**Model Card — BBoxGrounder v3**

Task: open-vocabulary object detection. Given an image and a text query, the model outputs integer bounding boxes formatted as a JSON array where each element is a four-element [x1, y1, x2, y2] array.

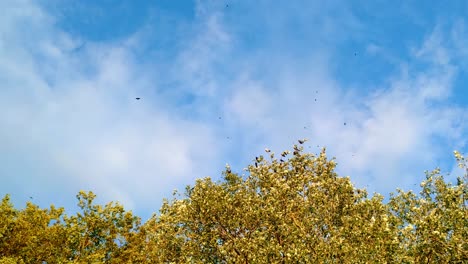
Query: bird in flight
[[136, 97, 141, 100]]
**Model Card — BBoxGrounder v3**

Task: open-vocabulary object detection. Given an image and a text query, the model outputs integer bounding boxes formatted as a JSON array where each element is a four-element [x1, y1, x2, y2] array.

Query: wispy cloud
[[1, 1, 467, 219], [0, 1, 226, 217]]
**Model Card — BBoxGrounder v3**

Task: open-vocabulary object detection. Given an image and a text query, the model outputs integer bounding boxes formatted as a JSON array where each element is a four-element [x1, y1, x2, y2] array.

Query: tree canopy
[[1, 144, 467, 263]]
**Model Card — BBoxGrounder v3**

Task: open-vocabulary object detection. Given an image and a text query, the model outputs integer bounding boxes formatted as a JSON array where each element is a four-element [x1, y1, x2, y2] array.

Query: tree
[[141, 145, 405, 263], [0, 194, 66, 263], [0, 191, 141, 263], [389, 151, 468, 263], [61, 191, 142, 263], [0, 143, 466, 263]]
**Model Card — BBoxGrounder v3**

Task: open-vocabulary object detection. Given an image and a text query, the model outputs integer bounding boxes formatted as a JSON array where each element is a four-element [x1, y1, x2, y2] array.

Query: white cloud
[[226, 78, 273, 126], [219, 23, 468, 195], [1, 0, 467, 219], [0, 0, 224, 216]]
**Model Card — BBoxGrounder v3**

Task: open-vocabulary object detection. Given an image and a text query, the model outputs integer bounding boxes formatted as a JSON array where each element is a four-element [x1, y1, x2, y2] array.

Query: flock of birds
[[133, 84, 351, 164], [21, 2, 367, 203]]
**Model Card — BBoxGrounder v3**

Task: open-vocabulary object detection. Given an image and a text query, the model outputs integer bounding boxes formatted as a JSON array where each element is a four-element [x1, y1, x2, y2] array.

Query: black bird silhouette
[[344, 122, 347, 126], [298, 139, 306, 144], [136, 97, 141, 100]]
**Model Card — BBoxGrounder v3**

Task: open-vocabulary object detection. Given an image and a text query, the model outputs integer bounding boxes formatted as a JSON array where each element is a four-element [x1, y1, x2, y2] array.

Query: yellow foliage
[[0, 144, 466, 263]]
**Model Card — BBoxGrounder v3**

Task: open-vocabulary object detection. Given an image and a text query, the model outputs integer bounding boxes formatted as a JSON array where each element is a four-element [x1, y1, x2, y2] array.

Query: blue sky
[[1, 0, 468, 220]]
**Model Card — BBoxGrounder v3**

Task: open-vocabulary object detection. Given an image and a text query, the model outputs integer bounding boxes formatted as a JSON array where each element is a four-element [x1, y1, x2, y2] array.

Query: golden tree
[[1, 143, 466, 263], [141, 145, 404, 263]]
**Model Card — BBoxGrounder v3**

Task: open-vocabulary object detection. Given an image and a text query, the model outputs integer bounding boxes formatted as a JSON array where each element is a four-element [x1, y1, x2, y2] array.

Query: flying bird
[[136, 97, 141, 100], [265, 148, 271, 153], [298, 139, 307, 144], [344, 122, 347, 126]]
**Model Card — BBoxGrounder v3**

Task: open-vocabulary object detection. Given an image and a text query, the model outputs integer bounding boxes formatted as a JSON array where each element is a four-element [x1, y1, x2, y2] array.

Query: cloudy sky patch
[[1, 0, 467, 220]]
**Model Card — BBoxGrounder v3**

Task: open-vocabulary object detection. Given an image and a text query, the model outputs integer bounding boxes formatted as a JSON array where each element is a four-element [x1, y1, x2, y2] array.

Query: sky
[[1, 0, 468, 220]]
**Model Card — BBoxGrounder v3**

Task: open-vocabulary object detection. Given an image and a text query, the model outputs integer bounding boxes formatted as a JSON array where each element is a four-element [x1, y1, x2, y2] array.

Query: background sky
[[1, 0, 468, 221]]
